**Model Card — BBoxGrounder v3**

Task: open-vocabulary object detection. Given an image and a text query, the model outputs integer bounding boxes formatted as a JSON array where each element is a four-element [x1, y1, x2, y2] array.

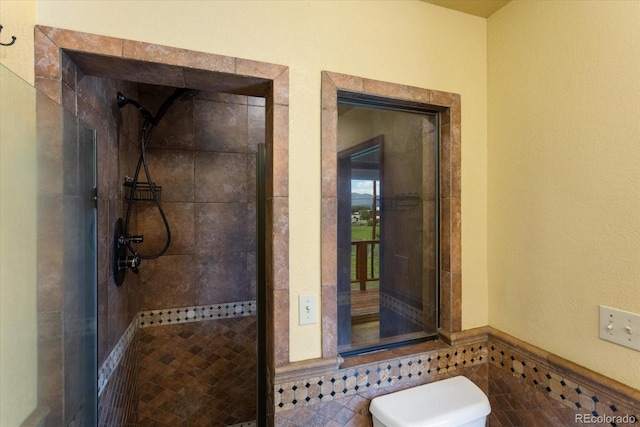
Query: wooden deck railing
[[351, 240, 379, 291]]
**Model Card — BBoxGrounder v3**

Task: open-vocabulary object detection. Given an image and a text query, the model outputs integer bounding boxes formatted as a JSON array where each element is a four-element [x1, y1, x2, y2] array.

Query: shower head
[[116, 92, 128, 109], [153, 87, 199, 125], [176, 88, 199, 102], [116, 92, 154, 122], [116, 88, 199, 126]]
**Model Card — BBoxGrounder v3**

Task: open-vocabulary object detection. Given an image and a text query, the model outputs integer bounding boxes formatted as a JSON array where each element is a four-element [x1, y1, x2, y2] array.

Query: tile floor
[[137, 317, 256, 426]]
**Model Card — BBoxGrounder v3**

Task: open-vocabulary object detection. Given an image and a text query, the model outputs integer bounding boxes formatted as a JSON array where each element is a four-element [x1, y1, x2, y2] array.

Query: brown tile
[[139, 255, 195, 309], [35, 77, 61, 104], [362, 78, 415, 101], [440, 270, 452, 332], [451, 122, 462, 199], [123, 40, 235, 74], [193, 253, 250, 304], [321, 285, 338, 358], [321, 72, 338, 111], [440, 123, 452, 198], [451, 272, 462, 332], [325, 72, 363, 94], [274, 289, 290, 367], [321, 197, 337, 287], [236, 57, 287, 80], [34, 28, 60, 79], [248, 104, 266, 151], [194, 203, 248, 254], [271, 104, 289, 198], [138, 319, 256, 426], [430, 89, 458, 108], [144, 149, 195, 202], [273, 68, 289, 106], [440, 198, 451, 272], [194, 99, 248, 153], [321, 109, 337, 198], [271, 197, 289, 291], [38, 25, 122, 57], [195, 152, 248, 202], [136, 202, 194, 256]]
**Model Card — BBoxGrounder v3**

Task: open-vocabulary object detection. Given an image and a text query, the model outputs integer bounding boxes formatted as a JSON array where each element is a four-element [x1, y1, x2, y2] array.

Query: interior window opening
[[337, 96, 440, 356]]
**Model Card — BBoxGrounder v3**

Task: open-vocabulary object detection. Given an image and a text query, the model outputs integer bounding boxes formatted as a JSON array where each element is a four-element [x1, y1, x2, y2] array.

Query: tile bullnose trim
[[275, 357, 343, 384], [446, 325, 490, 347]]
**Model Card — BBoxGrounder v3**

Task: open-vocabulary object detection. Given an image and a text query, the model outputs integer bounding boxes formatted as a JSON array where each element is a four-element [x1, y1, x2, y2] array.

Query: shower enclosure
[[5, 26, 289, 427], [0, 63, 98, 426]]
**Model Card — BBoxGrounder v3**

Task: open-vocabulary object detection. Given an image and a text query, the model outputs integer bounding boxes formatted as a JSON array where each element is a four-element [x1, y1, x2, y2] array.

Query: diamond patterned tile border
[[274, 343, 488, 410], [138, 300, 256, 327]]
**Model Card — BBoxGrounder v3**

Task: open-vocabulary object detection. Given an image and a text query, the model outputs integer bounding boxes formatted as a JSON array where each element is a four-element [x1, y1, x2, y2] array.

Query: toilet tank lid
[[369, 376, 491, 427]]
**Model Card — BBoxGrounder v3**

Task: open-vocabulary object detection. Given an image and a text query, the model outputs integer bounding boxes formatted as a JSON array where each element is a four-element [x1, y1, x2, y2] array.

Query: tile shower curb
[[273, 327, 640, 422], [98, 300, 256, 397]]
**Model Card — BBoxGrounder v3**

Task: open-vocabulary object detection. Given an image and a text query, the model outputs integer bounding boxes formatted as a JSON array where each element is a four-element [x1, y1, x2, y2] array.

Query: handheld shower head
[[153, 87, 199, 125], [116, 92, 154, 122], [116, 88, 199, 126], [117, 92, 128, 109]]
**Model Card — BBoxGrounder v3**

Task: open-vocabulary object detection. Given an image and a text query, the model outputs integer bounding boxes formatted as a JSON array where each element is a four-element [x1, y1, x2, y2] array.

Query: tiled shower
[[33, 26, 291, 426], [57, 59, 265, 424], [131, 85, 264, 426]]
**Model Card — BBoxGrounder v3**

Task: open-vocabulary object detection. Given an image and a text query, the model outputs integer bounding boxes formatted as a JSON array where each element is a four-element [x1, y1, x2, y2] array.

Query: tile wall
[[273, 329, 640, 427], [135, 85, 265, 311]]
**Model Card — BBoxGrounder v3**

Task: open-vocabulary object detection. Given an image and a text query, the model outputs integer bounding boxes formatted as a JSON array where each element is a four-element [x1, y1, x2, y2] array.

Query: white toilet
[[369, 376, 491, 427]]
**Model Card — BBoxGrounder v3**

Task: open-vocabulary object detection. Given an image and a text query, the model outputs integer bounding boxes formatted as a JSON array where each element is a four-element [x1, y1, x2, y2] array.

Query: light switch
[[599, 305, 640, 351], [299, 294, 317, 325]]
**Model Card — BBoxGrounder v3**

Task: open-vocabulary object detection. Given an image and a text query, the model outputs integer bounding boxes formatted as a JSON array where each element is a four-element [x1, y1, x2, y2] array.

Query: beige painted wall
[[0, 0, 35, 84], [0, 66, 38, 427], [30, 0, 488, 361], [488, 0, 640, 389]]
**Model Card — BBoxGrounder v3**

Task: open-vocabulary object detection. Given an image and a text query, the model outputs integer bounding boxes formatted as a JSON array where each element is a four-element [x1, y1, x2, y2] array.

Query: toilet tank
[[369, 376, 491, 427]]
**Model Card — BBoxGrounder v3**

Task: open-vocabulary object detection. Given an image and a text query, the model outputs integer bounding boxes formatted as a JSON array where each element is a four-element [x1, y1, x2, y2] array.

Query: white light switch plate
[[599, 305, 640, 351], [299, 294, 317, 325]]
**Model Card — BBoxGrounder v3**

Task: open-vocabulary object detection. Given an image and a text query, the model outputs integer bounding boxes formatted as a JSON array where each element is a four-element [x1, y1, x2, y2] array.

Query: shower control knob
[[117, 255, 141, 272], [117, 234, 144, 246], [128, 235, 144, 244]]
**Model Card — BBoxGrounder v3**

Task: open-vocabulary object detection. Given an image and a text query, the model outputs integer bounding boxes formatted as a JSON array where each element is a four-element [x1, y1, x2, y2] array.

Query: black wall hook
[[0, 25, 17, 47]]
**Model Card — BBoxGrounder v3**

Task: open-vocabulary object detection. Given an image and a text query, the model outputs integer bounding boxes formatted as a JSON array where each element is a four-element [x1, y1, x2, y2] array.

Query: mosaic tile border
[[488, 338, 639, 425], [98, 300, 257, 396], [380, 292, 423, 326], [274, 342, 487, 411], [98, 317, 137, 396], [273, 327, 640, 425], [137, 300, 257, 327], [336, 291, 423, 326]]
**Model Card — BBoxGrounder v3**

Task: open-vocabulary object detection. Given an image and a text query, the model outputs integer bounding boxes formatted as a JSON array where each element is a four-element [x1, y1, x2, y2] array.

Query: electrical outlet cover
[[599, 305, 640, 352]]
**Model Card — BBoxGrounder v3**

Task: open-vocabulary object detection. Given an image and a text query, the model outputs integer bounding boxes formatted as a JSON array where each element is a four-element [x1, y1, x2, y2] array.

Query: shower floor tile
[[138, 316, 256, 427]]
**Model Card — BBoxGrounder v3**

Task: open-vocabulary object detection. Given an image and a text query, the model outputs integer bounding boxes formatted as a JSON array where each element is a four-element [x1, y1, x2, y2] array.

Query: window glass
[[337, 99, 439, 354]]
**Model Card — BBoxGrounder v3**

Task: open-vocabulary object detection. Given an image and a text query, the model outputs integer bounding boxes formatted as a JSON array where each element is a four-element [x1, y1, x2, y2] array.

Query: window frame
[[321, 71, 462, 361]]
